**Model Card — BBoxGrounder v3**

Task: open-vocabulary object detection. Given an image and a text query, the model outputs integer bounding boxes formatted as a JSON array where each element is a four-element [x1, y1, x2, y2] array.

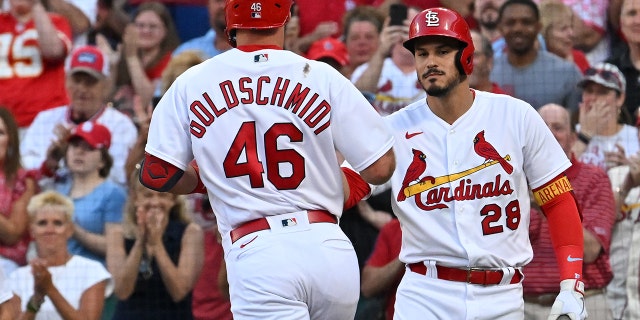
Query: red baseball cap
[[68, 122, 111, 149], [307, 37, 349, 67], [66, 45, 109, 79]]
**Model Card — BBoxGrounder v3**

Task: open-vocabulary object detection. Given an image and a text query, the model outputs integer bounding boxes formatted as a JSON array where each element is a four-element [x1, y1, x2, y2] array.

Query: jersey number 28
[[223, 121, 305, 190], [480, 200, 521, 235]]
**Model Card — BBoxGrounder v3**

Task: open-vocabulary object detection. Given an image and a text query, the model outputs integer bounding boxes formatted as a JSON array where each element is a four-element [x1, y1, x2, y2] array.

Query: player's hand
[[547, 279, 588, 320]]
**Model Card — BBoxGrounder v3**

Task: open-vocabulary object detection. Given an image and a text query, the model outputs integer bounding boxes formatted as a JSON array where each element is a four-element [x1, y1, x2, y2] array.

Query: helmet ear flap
[[455, 50, 464, 76]]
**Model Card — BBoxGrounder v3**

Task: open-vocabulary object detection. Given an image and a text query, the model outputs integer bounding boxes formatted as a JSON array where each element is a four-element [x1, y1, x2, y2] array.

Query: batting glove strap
[[547, 279, 588, 320]]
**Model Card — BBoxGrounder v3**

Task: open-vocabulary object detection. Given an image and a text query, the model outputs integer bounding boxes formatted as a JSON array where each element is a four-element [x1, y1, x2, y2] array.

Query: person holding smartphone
[[351, 5, 426, 116]]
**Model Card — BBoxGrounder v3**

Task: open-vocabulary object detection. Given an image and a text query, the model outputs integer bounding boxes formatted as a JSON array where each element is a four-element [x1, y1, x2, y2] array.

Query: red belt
[[230, 210, 337, 243], [408, 263, 523, 286]]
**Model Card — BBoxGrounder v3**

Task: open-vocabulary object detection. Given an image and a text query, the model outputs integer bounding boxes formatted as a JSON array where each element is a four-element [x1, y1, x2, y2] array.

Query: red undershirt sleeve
[[532, 173, 584, 280]]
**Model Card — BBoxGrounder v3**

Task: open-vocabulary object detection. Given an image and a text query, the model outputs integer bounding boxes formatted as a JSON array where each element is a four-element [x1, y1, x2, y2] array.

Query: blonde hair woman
[[8, 191, 112, 320], [539, 0, 590, 73]]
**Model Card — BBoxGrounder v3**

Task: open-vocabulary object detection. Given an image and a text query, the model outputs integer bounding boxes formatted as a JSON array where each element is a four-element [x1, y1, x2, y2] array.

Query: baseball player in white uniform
[[384, 8, 587, 320], [139, 0, 396, 319]]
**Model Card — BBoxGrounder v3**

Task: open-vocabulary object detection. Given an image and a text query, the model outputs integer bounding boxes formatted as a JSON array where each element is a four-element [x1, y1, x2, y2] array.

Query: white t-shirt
[[0, 268, 13, 305], [9, 256, 113, 320]]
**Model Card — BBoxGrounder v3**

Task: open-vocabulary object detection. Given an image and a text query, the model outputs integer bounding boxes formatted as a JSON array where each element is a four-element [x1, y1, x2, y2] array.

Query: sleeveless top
[[112, 220, 193, 319]]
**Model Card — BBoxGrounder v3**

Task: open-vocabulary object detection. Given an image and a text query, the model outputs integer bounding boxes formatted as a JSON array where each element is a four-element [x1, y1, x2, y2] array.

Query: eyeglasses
[[134, 22, 163, 31], [585, 67, 622, 90]]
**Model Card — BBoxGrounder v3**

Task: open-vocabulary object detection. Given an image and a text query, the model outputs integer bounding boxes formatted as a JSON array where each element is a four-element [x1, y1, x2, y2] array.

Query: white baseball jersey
[[385, 90, 570, 268], [146, 48, 394, 239]]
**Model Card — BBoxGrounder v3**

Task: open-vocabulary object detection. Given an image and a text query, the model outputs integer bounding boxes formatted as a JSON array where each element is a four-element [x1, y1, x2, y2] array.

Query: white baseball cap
[[577, 62, 626, 94]]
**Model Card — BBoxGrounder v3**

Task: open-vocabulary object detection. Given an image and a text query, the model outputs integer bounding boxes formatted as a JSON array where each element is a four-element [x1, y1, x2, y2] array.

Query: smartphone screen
[[389, 4, 408, 26]]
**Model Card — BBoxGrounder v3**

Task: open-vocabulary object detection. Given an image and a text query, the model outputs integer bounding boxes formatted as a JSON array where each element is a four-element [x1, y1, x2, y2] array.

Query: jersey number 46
[[224, 121, 305, 190]]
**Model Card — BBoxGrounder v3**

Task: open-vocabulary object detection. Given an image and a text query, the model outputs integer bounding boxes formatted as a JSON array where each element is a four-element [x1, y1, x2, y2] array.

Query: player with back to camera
[[139, 0, 396, 319], [381, 7, 587, 320]]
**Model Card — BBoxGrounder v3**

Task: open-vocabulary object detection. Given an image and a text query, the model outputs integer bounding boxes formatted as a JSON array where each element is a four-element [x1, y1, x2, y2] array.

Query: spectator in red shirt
[[361, 218, 403, 320], [523, 103, 616, 320], [0, 0, 72, 131]]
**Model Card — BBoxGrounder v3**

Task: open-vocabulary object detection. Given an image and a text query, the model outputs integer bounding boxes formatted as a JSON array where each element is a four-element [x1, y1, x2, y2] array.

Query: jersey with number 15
[[0, 12, 72, 127]]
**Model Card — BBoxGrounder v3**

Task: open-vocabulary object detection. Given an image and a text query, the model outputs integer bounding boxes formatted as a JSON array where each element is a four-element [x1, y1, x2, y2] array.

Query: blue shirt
[[493, 33, 547, 58], [56, 180, 126, 265], [173, 29, 225, 59]]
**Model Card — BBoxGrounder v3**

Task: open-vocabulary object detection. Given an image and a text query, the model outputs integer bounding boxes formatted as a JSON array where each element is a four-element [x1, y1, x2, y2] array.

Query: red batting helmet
[[225, 0, 293, 47], [403, 7, 474, 75]]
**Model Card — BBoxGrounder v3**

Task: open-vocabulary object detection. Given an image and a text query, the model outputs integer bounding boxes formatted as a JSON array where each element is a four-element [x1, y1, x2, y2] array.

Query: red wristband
[[342, 167, 371, 210]]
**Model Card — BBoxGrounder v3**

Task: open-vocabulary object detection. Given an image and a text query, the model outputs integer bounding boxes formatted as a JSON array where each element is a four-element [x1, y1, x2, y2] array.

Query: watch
[[577, 132, 591, 144]]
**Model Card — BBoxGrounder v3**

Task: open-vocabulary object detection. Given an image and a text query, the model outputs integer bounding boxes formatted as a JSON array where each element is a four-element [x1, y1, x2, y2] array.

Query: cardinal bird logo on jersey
[[398, 149, 428, 201], [473, 130, 513, 174]]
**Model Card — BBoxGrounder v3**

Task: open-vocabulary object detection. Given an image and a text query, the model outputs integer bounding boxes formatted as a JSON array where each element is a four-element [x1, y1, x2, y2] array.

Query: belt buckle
[[467, 267, 483, 283]]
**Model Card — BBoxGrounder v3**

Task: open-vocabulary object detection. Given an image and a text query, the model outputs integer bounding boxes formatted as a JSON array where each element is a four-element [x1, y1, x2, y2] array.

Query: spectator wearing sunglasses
[[574, 62, 637, 172]]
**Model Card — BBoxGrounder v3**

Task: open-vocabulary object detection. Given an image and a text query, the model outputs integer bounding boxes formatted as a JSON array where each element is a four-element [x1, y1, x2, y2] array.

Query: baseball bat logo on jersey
[[397, 131, 514, 210]]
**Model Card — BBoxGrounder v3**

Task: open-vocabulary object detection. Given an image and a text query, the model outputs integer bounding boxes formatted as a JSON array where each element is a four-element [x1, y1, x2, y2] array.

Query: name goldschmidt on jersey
[[188, 74, 331, 138]]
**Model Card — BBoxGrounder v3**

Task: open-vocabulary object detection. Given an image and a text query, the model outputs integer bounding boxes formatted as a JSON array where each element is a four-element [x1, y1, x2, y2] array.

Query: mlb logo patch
[[254, 54, 269, 63], [251, 12, 261, 18], [281, 218, 298, 227]]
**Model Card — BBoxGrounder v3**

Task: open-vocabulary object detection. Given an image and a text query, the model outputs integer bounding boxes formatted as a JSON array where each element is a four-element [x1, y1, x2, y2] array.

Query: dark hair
[[342, 6, 385, 40], [99, 148, 114, 178], [498, 0, 540, 23], [0, 108, 20, 184], [64, 141, 113, 178], [116, 1, 180, 86]]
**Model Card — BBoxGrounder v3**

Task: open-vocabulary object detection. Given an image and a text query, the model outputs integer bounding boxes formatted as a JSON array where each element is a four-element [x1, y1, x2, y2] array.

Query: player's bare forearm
[[169, 166, 201, 194], [360, 148, 396, 185]]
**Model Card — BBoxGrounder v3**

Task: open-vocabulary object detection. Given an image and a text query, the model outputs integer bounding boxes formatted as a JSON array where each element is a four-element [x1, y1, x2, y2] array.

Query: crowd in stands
[[0, 0, 640, 318]]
